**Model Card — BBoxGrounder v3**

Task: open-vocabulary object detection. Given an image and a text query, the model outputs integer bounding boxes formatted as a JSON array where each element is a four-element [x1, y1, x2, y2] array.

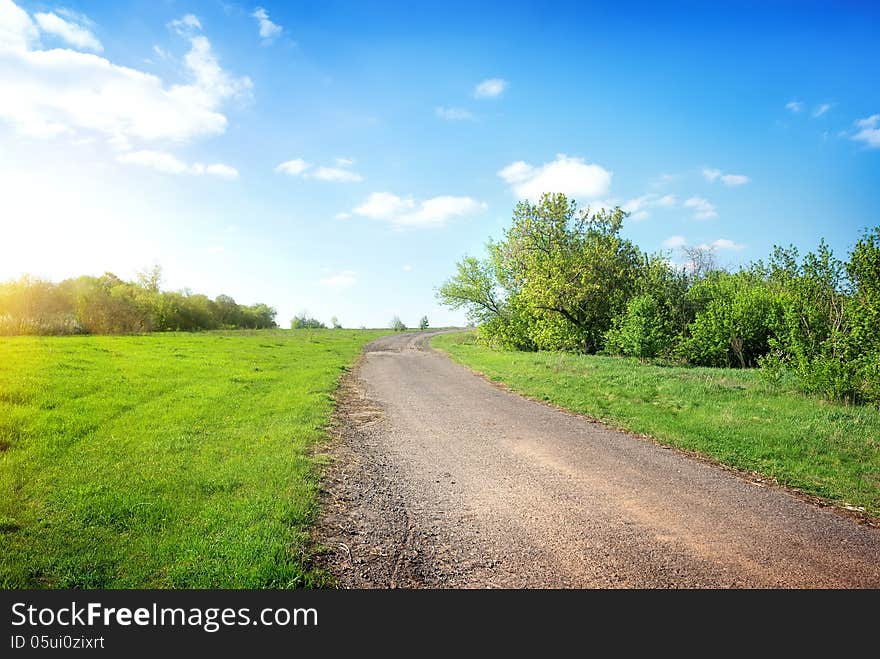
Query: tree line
[[438, 193, 880, 405], [0, 266, 277, 335]]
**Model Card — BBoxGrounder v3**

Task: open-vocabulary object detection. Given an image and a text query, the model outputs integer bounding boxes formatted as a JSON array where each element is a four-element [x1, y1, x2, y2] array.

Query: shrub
[[605, 294, 671, 360], [680, 272, 782, 367], [291, 314, 326, 329]]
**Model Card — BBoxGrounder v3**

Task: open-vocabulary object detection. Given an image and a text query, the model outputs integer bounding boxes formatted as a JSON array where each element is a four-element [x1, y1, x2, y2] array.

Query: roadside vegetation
[[0, 266, 277, 335], [438, 193, 880, 406], [0, 329, 388, 588], [433, 331, 880, 516]]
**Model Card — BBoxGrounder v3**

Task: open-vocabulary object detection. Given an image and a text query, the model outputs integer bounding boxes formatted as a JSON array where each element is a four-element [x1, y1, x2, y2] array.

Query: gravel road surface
[[317, 331, 880, 588]]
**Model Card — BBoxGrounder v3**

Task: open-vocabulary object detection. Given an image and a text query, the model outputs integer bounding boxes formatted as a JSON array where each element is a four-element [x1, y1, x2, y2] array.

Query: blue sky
[[1, 0, 878, 328]]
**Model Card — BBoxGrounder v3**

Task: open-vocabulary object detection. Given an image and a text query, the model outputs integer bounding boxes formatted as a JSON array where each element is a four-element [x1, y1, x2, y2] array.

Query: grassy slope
[[0, 329, 387, 588], [433, 332, 880, 517]]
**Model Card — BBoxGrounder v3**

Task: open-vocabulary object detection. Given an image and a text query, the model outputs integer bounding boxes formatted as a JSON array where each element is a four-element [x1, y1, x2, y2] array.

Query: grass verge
[[432, 331, 880, 518], [0, 329, 388, 588]]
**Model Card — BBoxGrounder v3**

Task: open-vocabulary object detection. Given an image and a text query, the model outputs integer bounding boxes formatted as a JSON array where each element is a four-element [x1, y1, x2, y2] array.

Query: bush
[[391, 316, 406, 331], [680, 272, 782, 367], [291, 314, 326, 329], [605, 294, 671, 360]]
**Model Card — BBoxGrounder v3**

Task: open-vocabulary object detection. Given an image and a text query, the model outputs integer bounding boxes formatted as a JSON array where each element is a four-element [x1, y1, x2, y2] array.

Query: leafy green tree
[[419, 315, 429, 330], [495, 193, 643, 353], [330, 315, 342, 329], [291, 313, 326, 329], [437, 256, 505, 325], [681, 271, 782, 367], [391, 316, 406, 331], [605, 294, 671, 360]]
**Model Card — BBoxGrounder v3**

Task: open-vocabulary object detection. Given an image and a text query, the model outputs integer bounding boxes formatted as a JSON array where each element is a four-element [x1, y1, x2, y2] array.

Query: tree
[[495, 193, 644, 353], [437, 256, 504, 325], [291, 313, 326, 329], [391, 315, 406, 331], [419, 315, 429, 330], [330, 315, 342, 329]]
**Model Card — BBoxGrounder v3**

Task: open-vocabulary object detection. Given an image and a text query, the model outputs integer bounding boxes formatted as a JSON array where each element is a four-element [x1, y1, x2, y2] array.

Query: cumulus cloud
[[619, 193, 677, 221], [704, 238, 744, 251], [684, 196, 718, 219], [319, 270, 357, 289], [474, 78, 507, 99], [498, 154, 612, 202], [275, 158, 363, 181], [251, 7, 282, 43], [663, 235, 688, 249], [311, 166, 363, 182], [275, 159, 310, 175], [703, 167, 749, 186], [436, 106, 473, 120], [117, 150, 238, 178], [34, 10, 102, 52], [352, 192, 486, 228], [852, 115, 880, 149], [0, 3, 251, 148], [0, 0, 38, 51]]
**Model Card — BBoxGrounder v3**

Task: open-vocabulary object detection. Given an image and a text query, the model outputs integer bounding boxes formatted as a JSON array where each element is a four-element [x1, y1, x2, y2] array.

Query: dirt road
[[317, 331, 880, 588]]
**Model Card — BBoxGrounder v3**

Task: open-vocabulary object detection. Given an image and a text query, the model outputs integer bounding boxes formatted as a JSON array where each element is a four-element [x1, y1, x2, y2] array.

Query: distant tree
[[419, 315, 429, 330], [136, 264, 163, 293], [291, 313, 326, 329], [681, 245, 718, 281], [391, 315, 406, 331], [330, 315, 342, 329]]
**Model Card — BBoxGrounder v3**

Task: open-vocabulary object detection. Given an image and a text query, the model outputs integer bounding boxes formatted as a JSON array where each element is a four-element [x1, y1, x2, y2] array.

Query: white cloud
[[118, 150, 238, 178], [663, 235, 688, 249], [619, 193, 677, 221], [34, 11, 102, 52], [169, 14, 201, 32], [474, 78, 507, 99], [335, 157, 354, 167], [720, 173, 749, 186], [684, 196, 718, 219], [702, 167, 721, 182], [335, 212, 351, 219], [275, 159, 311, 175], [0, 0, 38, 51], [402, 264, 412, 272], [498, 154, 612, 201], [436, 106, 473, 120], [320, 270, 357, 289], [275, 158, 363, 181], [0, 4, 251, 146], [813, 103, 833, 117], [852, 115, 880, 149], [353, 192, 486, 228], [311, 166, 363, 182], [202, 163, 239, 179], [251, 7, 282, 43], [785, 100, 803, 113], [663, 235, 742, 251], [706, 238, 744, 251], [703, 167, 749, 186]]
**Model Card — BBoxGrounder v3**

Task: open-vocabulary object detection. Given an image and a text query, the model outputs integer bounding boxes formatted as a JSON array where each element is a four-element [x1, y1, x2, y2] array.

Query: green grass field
[[0, 329, 388, 588], [433, 332, 880, 517]]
